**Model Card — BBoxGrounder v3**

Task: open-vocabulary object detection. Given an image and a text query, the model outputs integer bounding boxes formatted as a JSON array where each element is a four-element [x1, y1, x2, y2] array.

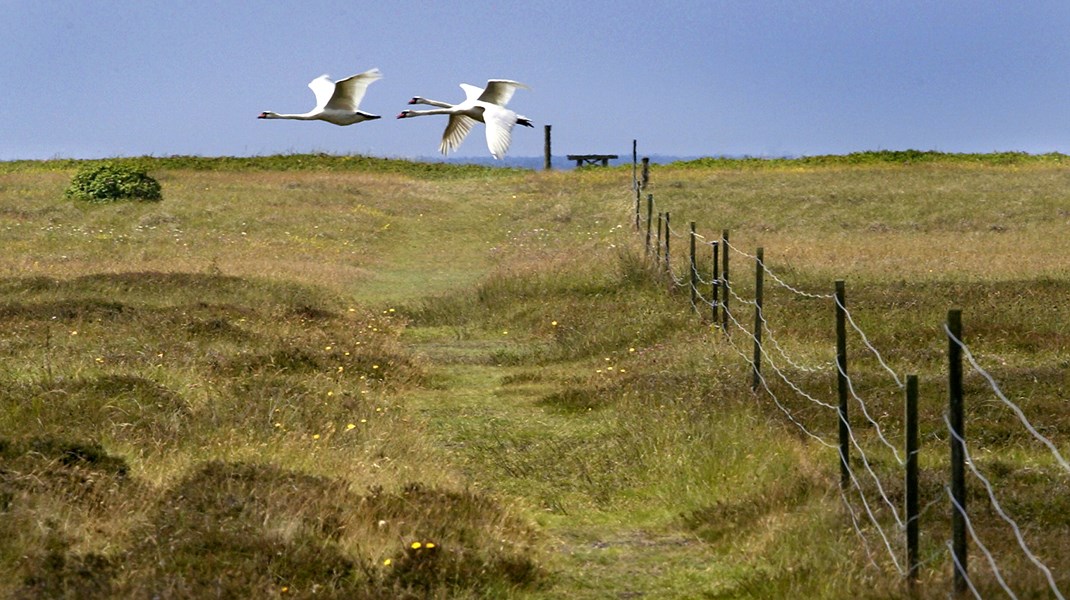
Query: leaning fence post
[[689, 222, 698, 312], [644, 194, 654, 257], [905, 374, 920, 585], [948, 309, 967, 596], [711, 241, 720, 326], [751, 247, 764, 391], [836, 280, 850, 490], [721, 230, 730, 333]]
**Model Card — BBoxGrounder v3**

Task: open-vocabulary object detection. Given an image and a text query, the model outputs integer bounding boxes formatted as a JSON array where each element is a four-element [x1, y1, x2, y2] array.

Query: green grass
[[1, 153, 1067, 598]]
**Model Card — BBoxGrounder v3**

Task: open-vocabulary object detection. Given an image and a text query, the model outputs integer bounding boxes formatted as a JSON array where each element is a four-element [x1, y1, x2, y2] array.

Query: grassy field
[[0, 152, 1067, 598]]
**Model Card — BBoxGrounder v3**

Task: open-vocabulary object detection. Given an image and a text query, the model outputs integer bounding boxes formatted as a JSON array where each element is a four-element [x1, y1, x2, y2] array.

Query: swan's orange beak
[[257, 112, 268, 119], [396, 112, 407, 119]]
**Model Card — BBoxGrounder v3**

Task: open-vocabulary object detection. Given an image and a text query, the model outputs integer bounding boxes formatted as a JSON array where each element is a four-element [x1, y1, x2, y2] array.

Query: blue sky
[[3, 1, 1069, 161]]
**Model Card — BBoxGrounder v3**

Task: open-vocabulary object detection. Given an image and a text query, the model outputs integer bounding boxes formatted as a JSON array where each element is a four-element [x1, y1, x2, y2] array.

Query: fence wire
[[634, 188, 1068, 595]]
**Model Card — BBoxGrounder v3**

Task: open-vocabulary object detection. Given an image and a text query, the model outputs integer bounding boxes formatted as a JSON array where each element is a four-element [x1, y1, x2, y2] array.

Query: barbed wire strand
[[835, 294, 906, 389], [948, 488, 1020, 600], [947, 539, 985, 600], [723, 280, 906, 528], [945, 415, 1065, 599], [723, 237, 836, 300], [721, 292, 907, 570], [946, 324, 1070, 474]]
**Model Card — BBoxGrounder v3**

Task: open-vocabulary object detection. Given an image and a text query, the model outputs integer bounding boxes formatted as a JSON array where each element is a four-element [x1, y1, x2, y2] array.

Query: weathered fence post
[[905, 374, 920, 585], [751, 247, 764, 391], [634, 187, 641, 231], [544, 125, 552, 170], [689, 222, 698, 312], [711, 241, 720, 326], [632, 139, 638, 190], [641, 157, 650, 189], [836, 280, 850, 490], [721, 230, 730, 333], [644, 194, 654, 257], [663, 212, 671, 277], [655, 212, 663, 265], [948, 309, 967, 596]]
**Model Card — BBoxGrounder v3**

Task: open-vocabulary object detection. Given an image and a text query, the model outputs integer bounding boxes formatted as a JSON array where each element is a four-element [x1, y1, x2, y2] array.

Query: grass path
[[335, 178, 742, 597], [399, 337, 732, 598]]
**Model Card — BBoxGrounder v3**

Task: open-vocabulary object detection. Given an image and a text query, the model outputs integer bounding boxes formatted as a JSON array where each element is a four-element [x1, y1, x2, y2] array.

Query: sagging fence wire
[[714, 262, 909, 575], [944, 325, 1067, 599], [631, 184, 1068, 596]]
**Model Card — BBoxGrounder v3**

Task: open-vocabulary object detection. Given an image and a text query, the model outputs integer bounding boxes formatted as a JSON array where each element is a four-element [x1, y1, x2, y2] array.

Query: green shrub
[[65, 162, 162, 203]]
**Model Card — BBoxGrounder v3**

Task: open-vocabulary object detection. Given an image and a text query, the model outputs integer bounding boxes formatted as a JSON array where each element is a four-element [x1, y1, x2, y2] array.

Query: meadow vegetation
[[0, 152, 1067, 598]]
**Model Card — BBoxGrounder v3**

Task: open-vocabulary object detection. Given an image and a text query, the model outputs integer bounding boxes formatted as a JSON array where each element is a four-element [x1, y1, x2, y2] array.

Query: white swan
[[258, 68, 383, 125], [397, 79, 532, 159]]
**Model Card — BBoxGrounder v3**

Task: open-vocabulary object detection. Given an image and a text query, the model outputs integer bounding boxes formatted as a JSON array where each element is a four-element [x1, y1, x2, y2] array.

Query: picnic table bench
[[566, 154, 619, 167]]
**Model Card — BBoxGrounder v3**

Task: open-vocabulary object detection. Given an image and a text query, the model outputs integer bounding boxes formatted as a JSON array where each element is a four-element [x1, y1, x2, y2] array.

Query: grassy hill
[[1, 153, 1067, 598]]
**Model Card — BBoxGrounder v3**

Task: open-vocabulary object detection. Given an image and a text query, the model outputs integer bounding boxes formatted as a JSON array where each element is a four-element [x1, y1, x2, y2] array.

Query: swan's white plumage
[[259, 68, 383, 126], [398, 79, 532, 159], [477, 80, 528, 107]]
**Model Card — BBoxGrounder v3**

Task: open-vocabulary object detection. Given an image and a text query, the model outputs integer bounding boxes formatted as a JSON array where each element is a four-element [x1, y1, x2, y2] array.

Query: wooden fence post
[[544, 125, 552, 170], [711, 241, 720, 326], [905, 374, 920, 585], [751, 247, 764, 391], [836, 280, 850, 490], [664, 212, 671, 277], [655, 212, 663, 265], [632, 139, 638, 190], [644, 194, 654, 257], [689, 222, 698, 312], [948, 309, 967, 596], [641, 157, 650, 188], [721, 230, 730, 333], [634, 187, 641, 231]]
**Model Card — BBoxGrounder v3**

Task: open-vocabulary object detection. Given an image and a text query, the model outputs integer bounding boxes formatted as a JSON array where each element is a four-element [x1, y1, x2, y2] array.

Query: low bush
[[64, 161, 162, 203]]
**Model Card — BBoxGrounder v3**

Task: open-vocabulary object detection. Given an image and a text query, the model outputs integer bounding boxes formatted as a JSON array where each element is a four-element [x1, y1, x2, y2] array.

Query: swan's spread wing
[[478, 80, 528, 107], [327, 68, 383, 112], [307, 75, 336, 111], [481, 105, 518, 160], [459, 84, 485, 103], [440, 114, 477, 155]]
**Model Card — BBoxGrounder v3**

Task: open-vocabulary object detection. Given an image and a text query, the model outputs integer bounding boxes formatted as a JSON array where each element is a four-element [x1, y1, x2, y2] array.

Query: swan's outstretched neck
[[396, 108, 453, 118], [258, 111, 315, 121]]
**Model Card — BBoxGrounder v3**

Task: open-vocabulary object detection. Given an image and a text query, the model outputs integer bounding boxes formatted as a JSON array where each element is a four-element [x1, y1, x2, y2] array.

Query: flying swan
[[397, 79, 532, 159], [258, 68, 383, 125]]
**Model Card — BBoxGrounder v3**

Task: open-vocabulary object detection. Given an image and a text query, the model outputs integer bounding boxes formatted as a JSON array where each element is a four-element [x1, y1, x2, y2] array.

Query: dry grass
[[1, 154, 1068, 598]]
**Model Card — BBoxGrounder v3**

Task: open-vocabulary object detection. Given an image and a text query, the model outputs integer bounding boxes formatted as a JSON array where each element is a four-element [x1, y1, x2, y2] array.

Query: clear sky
[[3, 1, 1069, 162]]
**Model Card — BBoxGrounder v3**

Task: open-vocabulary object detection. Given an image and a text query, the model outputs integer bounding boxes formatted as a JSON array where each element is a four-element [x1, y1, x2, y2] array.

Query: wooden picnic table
[[566, 154, 619, 167]]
